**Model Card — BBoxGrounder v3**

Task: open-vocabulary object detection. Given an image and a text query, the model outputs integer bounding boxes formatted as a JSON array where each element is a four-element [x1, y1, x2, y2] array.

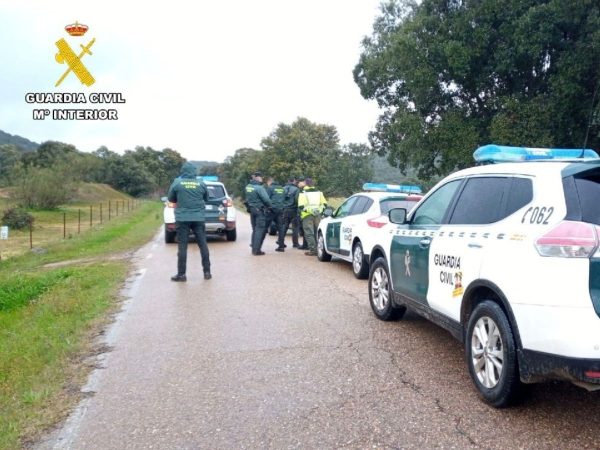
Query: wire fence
[[0, 199, 142, 260]]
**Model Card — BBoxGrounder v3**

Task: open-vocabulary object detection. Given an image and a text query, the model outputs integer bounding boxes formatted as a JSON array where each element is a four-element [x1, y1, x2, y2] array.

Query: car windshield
[[207, 185, 226, 199], [380, 198, 419, 214]]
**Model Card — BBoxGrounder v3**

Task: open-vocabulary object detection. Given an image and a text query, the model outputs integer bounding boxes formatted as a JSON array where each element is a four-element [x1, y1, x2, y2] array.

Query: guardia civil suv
[[367, 145, 600, 407]]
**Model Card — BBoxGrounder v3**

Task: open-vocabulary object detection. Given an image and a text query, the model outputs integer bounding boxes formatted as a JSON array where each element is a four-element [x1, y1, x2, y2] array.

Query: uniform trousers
[[176, 221, 210, 275]]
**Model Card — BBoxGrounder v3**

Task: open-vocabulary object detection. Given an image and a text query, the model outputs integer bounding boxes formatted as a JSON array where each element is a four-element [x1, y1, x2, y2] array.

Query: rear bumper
[[519, 349, 600, 389], [165, 221, 235, 233]]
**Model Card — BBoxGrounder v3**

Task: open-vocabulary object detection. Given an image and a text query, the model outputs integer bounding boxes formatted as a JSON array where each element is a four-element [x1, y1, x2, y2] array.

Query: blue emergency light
[[197, 175, 219, 181], [362, 183, 422, 194], [473, 145, 599, 163]]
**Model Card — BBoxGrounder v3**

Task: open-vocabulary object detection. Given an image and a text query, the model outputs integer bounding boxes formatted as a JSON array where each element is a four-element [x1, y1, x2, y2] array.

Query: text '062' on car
[[317, 184, 423, 279], [162, 176, 237, 243], [367, 145, 600, 407]]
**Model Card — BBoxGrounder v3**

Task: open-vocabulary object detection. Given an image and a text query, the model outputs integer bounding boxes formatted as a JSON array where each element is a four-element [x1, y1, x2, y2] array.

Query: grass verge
[[0, 201, 162, 449]]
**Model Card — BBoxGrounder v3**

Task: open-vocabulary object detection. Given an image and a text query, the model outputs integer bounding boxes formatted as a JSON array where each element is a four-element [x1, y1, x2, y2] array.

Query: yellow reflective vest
[[297, 186, 327, 219]]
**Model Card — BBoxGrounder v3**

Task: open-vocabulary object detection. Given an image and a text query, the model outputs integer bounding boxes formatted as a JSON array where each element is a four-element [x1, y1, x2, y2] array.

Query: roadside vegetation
[[0, 192, 162, 449]]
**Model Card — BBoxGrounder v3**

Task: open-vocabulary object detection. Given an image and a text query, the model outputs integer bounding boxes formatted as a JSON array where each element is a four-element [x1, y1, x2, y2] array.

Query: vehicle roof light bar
[[473, 145, 599, 164], [362, 183, 422, 194], [197, 175, 219, 181]]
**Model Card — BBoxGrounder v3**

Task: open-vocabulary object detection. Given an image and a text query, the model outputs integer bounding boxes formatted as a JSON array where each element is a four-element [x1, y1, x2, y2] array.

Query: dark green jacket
[[283, 182, 300, 208], [167, 162, 209, 222], [268, 183, 286, 209], [245, 180, 272, 209]]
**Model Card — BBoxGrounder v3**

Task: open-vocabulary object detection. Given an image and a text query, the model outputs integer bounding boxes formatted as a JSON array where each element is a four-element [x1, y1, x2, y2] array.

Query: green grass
[[0, 201, 162, 449]]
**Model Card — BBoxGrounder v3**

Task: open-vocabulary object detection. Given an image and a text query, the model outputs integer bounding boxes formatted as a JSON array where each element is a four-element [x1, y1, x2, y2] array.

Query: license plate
[[205, 205, 214, 210]]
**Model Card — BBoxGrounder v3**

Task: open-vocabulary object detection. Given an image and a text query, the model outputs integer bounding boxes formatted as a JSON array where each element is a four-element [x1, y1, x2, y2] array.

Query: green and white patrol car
[[162, 176, 237, 243], [317, 184, 422, 278], [367, 145, 600, 407]]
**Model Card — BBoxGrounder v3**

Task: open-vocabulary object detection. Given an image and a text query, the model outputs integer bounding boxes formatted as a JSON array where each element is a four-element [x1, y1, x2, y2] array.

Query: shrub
[[1, 207, 34, 230]]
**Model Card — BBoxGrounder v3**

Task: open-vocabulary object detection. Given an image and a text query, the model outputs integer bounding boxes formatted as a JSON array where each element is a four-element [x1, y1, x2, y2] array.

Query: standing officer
[[295, 176, 307, 250], [297, 177, 327, 256], [280, 176, 300, 249], [267, 178, 287, 252], [245, 171, 272, 255], [167, 162, 211, 281]]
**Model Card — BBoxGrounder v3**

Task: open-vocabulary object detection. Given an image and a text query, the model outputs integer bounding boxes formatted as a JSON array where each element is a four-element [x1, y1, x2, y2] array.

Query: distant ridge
[[0, 129, 39, 152]]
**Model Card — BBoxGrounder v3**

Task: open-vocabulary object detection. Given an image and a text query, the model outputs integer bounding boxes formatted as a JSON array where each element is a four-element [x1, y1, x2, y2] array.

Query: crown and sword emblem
[[55, 21, 95, 87]]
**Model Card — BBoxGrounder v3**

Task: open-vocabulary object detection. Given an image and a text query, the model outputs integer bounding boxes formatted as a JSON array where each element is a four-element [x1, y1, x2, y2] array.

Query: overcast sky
[[0, 0, 383, 162]]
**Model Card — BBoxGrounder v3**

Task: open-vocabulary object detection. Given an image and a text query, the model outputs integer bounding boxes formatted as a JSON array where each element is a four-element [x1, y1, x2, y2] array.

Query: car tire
[[317, 232, 332, 262], [352, 241, 369, 279], [465, 301, 521, 408], [368, 257, 406, 321], [226, 228, 237, 241], [165, 228, 176, 244]]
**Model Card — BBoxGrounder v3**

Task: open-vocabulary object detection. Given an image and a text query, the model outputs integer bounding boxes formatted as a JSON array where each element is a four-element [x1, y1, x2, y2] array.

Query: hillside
[[0, 182, 131, 207], [0, 129, 39, 152]]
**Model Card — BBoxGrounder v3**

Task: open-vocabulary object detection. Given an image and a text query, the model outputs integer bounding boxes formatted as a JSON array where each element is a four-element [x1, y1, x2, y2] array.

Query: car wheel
[[368, 257, 406, 321], [466, 301, 521, 408], [352, 241, 369, 279], [165, 228, 176, 244], [226, 228, 237, 241], [317, 232, 331, 262]]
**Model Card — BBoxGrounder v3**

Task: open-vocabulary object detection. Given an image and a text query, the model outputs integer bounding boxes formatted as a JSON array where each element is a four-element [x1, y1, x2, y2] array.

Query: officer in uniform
[[267, 178, 287, 252], [295, 176, 307, 250], [280, 176, 300, 249], [297, 177, 327, 256], [245, 171, 273, 255], [167, 162, 211, 281]]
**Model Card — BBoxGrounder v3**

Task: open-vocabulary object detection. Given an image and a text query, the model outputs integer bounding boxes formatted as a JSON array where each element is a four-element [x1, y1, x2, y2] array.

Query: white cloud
[[0, 0, 381, 161]]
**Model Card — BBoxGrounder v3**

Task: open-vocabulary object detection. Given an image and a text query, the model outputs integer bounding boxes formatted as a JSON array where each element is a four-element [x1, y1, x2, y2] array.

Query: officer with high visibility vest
[[297, 177, 327, 256], [267, 178, 287, 252], [245, 171, 273, 255]]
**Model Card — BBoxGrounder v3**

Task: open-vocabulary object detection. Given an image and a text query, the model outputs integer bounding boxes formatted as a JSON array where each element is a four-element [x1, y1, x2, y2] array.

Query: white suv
[[367, 145, 600, 407]]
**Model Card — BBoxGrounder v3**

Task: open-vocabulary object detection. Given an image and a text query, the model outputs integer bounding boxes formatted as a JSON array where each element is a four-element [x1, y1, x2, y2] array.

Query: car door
[[390, 179, 463, 305], [427, 176, 533, 320], [326, 196, 358, 255], [339, 195, 373, 257]]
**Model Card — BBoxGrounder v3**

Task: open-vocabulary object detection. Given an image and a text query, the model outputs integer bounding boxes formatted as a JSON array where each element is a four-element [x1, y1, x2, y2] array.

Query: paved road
[[39, 213, 600, 449]]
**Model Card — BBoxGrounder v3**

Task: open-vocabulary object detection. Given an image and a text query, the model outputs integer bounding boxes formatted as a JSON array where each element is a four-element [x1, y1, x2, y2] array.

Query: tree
[[320, 143, 374, 196], [260, 117, 340, 189], [0, 144, 21, 186], [354, 0, 600, 179]]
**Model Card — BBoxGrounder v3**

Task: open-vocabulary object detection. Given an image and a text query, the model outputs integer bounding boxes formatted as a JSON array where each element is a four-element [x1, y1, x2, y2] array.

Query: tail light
[[223, 198, 233, 207], [585, 370, 600, 379], [535, 221, 599, 258], [367, 215, 389, 228]]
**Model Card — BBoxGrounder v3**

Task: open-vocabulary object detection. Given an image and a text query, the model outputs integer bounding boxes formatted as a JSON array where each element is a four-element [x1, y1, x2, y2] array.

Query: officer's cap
[[253, 171, 263, 177], [296, 175, 306, 182], [305, 177, 313, 186]]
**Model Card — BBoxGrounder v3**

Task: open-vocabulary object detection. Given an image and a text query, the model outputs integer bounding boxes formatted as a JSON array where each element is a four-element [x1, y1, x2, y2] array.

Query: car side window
[[449, 177, 508, 224], [411, 179, 462, 225], [334, 197, 358, 219], [448, 177, 532, 225], [350, 196, 373, 215]]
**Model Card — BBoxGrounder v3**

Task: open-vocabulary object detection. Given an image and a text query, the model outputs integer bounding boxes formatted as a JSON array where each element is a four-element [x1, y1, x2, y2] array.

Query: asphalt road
[[38, 213, 600, 449]]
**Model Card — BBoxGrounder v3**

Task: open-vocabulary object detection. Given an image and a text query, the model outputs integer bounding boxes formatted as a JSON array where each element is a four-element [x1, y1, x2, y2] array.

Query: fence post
[[78, 209, 81, 234], [29, 221, 32, 249], [63, 212, 66, 239], [90, 205, 92, 228], [109, 200, 111, 221], [116, 201, 119, 217], [100, 203, 103, 224]]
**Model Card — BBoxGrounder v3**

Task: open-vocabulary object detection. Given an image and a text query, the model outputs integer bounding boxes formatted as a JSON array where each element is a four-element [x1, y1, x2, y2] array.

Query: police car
[[367, 145, 600, 407], [162, 176, 237, 243], [317, 184, 423, 278]]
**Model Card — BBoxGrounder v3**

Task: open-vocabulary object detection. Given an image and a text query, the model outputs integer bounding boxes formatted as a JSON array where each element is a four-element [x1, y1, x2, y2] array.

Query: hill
[[0, 129, 39, 152]]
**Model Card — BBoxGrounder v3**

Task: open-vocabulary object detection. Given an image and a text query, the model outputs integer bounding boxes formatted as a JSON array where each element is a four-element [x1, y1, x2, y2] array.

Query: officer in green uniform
[[267, 178, 287, 252], [245, 171, 273, 255], [167, 162, 211, 281], [280, 176, 300, 249]]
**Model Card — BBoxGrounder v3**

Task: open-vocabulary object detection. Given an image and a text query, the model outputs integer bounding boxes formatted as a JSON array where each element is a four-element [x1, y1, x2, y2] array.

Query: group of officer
[[244, 171, 327, 256]]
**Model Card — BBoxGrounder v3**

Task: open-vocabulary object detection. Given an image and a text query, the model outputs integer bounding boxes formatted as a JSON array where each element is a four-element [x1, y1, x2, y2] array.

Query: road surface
[[38, 213, 600, 449]]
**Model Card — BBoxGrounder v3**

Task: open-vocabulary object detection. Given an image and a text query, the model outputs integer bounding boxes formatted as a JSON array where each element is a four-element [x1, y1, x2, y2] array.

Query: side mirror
[[388, 208, 407, 224], [323, 207, 333, 217]]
